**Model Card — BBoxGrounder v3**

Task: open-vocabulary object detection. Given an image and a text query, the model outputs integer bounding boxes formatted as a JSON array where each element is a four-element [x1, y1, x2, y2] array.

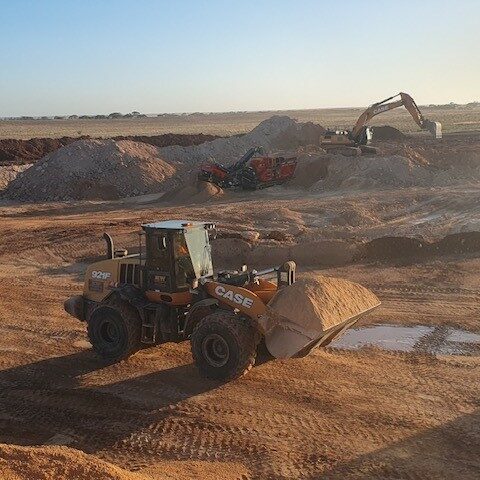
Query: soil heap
[[161, 180, 224, 204], [157, 116, 325, 167], [4, 140, 178, 201], [262, 275, 380, 358], [0, 134, 219, 167], [4, 116, 325, 201], [0, 444, 144, 480], [372, 125, 406, 141], [0, 164, 32, 190], [0, 137, 87, 166], [0, 443, 250, 480], [290, 153, 438, 190]]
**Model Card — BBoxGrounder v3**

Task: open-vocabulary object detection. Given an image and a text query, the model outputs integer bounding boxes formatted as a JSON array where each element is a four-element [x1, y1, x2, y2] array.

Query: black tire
[[191, 311, 257, 381], [87, 304, 141, 362]]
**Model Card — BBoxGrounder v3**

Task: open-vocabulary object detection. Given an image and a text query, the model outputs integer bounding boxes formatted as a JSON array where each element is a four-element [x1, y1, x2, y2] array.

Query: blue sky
[[1, 0, 478, 116]]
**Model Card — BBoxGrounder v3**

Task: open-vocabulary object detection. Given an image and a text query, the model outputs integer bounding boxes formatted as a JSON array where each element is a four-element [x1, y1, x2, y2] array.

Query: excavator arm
[[351, 92, 442, 141]]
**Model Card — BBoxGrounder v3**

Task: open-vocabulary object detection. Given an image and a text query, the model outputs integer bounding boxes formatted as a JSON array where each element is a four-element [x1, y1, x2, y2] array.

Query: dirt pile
[[157, 116, 325, 167], [0, 443, 144, 480], [315, 154, 435, 189], [0, 134, 220, 167], [268, 275, 380, 332], [359, 232, 480, 261], [4, 140, 179, 201], [372, 126, 406, 141], [0, 137, 87, 166], [261, 275, 380, 358], [288, 153, 438, 190], [161, 180, 224, 204], [288, 154, 329, 188], [212, 238, 357, 268], [0, 164, 32, 190], [4, 116, 325, 201], [0, 444, 250, 480], [113, 133, 220, 149]]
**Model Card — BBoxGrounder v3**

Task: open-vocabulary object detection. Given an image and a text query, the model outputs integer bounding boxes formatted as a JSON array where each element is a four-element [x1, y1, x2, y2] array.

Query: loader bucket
[[258, 276, 380, 359]]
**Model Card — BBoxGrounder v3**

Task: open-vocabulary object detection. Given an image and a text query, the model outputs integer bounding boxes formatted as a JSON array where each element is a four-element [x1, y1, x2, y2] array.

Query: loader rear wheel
[[191, 311, 257, 381], [87, 305, 141, 362]]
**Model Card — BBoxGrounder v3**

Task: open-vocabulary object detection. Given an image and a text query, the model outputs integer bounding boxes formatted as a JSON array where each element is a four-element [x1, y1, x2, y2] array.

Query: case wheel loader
[[65, 220, 379, 381]]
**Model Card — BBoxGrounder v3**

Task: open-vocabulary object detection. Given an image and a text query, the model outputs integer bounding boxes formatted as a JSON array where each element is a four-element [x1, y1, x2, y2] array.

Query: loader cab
[[141, 221, 215, 295]]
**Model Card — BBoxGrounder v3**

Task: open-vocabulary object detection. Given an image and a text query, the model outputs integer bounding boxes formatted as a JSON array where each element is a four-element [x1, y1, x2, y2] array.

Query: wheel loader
[[65, 220, 379, 380]]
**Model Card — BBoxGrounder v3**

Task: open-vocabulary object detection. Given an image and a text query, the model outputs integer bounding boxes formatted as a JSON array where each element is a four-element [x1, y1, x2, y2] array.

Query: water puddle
[[330, 324, 480, 356]]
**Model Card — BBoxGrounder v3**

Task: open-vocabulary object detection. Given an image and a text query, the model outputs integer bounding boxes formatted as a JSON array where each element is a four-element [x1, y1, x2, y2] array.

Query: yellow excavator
[[322, 92, 442, 155]]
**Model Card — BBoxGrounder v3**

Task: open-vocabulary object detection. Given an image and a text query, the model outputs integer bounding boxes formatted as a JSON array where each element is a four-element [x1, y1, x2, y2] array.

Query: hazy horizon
[[3, 98, 480, 120]]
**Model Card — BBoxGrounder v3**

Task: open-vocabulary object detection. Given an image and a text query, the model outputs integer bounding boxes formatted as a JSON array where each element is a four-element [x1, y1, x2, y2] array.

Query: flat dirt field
[[2, 104, 480, 139], [0, 116, 479, 479]]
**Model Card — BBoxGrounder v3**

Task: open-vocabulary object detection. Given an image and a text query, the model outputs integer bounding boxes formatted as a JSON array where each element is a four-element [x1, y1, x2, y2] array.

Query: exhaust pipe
[[103, 232, 114, 259]]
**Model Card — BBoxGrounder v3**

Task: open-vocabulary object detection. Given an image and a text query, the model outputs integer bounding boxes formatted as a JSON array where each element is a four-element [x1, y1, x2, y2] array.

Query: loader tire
[[191, 311, 257, 381], [87, 304, 141, 363]]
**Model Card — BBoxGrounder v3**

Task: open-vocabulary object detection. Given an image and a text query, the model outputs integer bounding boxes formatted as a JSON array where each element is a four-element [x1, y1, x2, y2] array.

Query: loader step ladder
[[141, 308, 157, 344]]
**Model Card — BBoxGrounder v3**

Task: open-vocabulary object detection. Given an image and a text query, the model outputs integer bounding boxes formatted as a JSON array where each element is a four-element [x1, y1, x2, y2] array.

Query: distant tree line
[[4, 111, 149, 120]]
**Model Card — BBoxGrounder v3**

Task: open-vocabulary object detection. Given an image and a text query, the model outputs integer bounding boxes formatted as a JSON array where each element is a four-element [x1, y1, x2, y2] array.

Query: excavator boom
[[351, 92, 442, 141]]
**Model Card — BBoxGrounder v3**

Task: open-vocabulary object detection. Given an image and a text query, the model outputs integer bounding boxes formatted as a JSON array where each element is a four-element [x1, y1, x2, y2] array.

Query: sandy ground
[[1, 144, 479, 479], [1, 104, 479, 139]]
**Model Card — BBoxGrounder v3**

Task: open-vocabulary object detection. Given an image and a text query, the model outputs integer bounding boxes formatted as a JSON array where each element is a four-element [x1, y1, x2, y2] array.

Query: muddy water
[[330, 324, 480, 356]]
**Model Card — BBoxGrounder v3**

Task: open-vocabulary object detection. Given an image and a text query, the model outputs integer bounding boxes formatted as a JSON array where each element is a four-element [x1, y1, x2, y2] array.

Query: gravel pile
[[4, 139, 178, 201], [3, 116, 324, 201]]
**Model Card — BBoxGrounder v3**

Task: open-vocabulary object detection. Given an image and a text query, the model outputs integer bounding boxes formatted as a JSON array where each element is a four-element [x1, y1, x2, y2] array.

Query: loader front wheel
[[191, 311, 257, 381], [87, 306, 141, 362]]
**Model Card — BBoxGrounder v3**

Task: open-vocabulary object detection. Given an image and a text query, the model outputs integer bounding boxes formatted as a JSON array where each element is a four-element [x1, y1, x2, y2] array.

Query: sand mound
[[162, 180, 224, 204], [0, 134, 219, 167], [373, 125, 406, 141], [4, 139, 179, 201], [268, 275, 380, 333], [157, 116, 325, 168], [299, 154, 435, 190], [5, 116, 325, 202], [0, 443, 143, 480], [0, 164, 32, 190], [359, 236, 427, 261], [261, 275, 380, 358], [0, 443, 250, 480], [359, 232, 480, 262], [0, 137, 87, 166], [288, 154, 330, 188], [286, 152, 437, 191]]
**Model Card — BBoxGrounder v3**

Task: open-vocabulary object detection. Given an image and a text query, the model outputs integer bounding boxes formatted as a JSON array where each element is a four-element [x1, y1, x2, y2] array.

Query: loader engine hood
[[83, 257, 141, 302]]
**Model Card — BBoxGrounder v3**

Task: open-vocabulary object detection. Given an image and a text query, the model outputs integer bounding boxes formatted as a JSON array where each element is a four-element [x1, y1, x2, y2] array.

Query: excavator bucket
[[259, 276, 380, 358]]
